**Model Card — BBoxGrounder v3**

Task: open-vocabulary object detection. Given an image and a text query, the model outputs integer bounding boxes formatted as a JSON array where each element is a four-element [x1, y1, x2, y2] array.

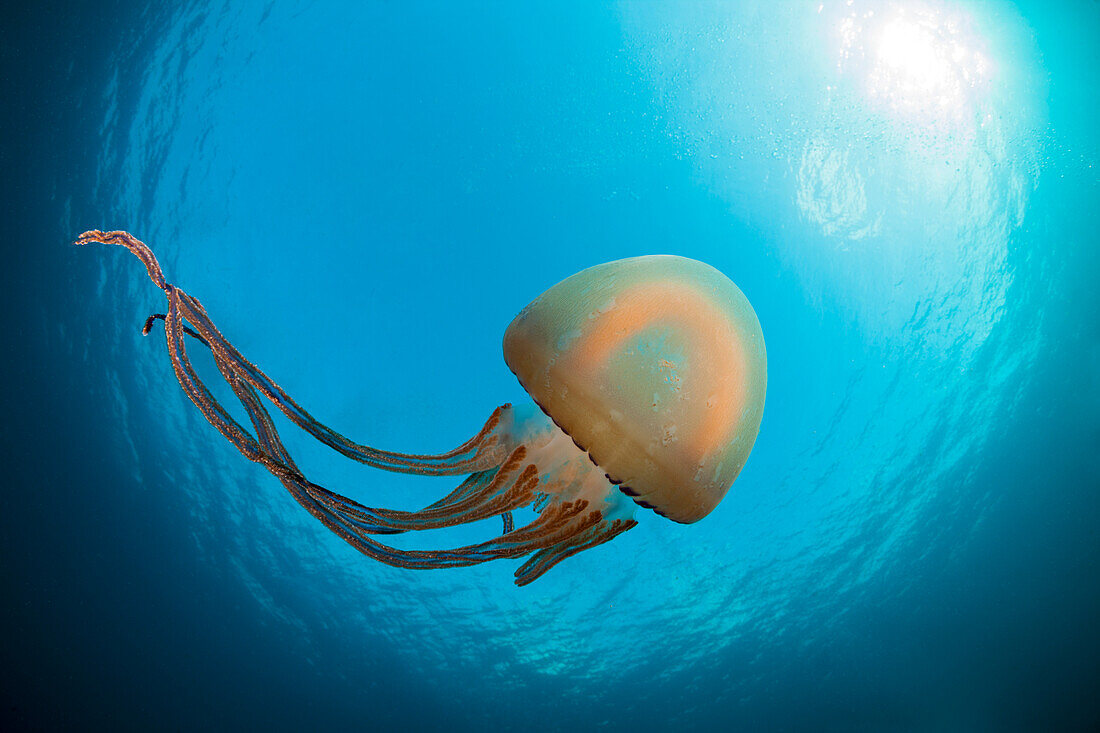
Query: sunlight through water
[[74, 1, 1059, 726]]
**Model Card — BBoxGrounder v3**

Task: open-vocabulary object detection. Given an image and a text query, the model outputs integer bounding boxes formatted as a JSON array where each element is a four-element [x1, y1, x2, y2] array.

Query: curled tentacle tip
[[73, 229, 105, 245]]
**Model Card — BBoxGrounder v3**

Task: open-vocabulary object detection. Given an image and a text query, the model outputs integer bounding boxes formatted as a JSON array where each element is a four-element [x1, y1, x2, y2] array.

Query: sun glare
[[836, 3, 994, 130]]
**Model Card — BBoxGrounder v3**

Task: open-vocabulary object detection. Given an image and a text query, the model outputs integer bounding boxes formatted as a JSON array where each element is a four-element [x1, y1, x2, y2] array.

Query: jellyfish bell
[[75, 231, 766, 585], [503, 255, 767, 524]]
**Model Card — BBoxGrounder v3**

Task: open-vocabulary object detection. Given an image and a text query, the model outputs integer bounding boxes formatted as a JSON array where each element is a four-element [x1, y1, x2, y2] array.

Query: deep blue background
[[3, 1, 1098, 730]]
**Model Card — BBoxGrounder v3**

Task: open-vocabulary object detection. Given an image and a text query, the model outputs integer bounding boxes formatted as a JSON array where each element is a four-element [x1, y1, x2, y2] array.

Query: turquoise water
[[4, 1, 1098, 730]]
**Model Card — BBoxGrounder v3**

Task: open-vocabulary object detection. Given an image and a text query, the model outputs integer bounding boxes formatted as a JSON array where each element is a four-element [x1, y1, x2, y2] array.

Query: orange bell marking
[[503, 255, 767, 523]]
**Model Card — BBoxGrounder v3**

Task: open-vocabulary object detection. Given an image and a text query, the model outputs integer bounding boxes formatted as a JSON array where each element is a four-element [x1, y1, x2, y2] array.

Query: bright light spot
[[834, 3, 994, 133], [877, 19, 946, 91]]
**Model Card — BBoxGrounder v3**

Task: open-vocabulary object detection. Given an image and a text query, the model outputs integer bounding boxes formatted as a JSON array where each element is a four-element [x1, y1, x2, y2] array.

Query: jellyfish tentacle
[[307, 451, 539, 533], [163, 287, 267, 465], [157, 267, 602, 575], [79, 229, 633, 585], [212, 349, 299, 474], [77, 230, 513, 475], [161, 306, 529, 538], [487, 501, 599, 555], [398, 500, 597, 564], [206, 343, 497, 567], [311, 470, 492, 526], [366, 447, 529, 522], [75, 229, 166, 288], [423, 468, 500, 510], [357, 465, 537, 531], [160, 303, 502, 515], [177, 290, 510, 475], [514, 517, 638, 586], [202, 338, 626, 580], [311, 467, 500, 533], [205, 352, 618, 579], [210, 319, 626, 583], [143, 312, 206, 342]]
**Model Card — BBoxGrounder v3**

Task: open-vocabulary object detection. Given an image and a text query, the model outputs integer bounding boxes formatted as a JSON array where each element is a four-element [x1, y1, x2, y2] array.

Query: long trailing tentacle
[[207, 348, 601, 570], [185, 288, 513, 474], [514, 517, 638, 586], [76, 230, 511, 475], [162, 267, 599, 570], [76, 229, 636, 583]]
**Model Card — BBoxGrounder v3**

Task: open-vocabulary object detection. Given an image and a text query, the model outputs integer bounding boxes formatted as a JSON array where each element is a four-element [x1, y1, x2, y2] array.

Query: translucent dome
[[503, 255, 767, 523]]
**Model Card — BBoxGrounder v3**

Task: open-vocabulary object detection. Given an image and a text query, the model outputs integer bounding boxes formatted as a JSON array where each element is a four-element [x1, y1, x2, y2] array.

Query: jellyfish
[[75, 230, 766, 585]]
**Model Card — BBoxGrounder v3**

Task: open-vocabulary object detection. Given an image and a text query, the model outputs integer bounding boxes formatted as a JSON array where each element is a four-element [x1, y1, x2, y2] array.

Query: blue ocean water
[[3, 1, 1098, 730]]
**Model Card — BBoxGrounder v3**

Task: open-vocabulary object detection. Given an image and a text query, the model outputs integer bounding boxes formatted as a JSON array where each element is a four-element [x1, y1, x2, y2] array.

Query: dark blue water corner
[[2, 1, 1098, 731]]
